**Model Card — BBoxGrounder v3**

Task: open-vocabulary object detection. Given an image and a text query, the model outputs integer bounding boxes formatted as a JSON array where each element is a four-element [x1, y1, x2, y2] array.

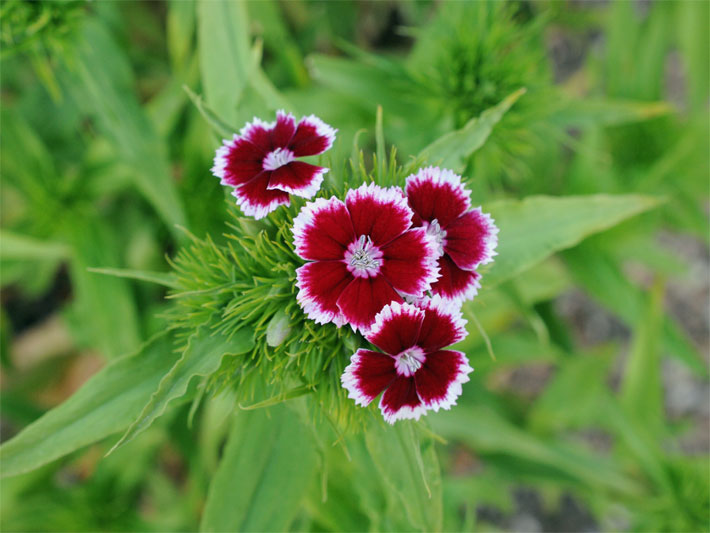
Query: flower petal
[[417, 294, 468, 353], [366, 301, 424, 356], [431, 255, 481, 303], [232, 172, 289, 219], [272, 110, 296, 148], [415, 350, 472, 411], [405, 166, 471, 228], [345, 183, 412, 247], [336, 275, 402, 332], [239, 117, 275, 152], [267, 161, 327, 198], [380, 228, 439, 297], [292, 197, 355, 261], [341, 349, 397, 407], [379, 376, 427, 424], [296, 261, 352, 326], [444, 208, 499, 270], [212, 136, 265, 187], [289, 115, 337, 156]]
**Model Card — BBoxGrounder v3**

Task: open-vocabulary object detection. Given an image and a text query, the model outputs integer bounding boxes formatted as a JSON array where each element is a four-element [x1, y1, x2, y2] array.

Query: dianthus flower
[[212, 111, 336, 219], [405, 167, 498, 302], [341, 297, 473, 423], [292, 183, 439, 332]]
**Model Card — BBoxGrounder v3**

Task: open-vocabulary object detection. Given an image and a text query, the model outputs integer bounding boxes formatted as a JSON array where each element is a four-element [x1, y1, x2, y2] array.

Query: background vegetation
[[1, 1, 708, 531]]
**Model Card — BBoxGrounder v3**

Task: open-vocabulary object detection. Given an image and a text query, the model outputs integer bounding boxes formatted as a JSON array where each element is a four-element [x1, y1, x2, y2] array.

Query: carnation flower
[[212, 111, 336, 219], [341, 297, 473, 423], [292, 183, 439, 332], [405, 166, 498, 302]]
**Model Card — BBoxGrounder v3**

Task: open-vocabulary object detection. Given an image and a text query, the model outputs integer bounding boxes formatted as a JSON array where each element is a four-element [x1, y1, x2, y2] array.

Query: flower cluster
[[212, 111, 498, 424]]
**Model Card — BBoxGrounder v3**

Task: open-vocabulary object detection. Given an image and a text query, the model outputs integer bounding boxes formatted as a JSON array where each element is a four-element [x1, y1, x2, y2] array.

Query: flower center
[[395, 346, 426, 377], [423, 219, 447, 258], [262, 147, 295, 171], [344, 235, 383, 278]]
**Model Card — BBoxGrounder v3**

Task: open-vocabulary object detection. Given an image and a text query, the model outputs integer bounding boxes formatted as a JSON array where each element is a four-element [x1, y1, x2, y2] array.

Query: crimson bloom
[[212, 111, 336, 219], [341, 297, 473, 423], [405, 166, 498, 302], [292, 183, 439, 332]]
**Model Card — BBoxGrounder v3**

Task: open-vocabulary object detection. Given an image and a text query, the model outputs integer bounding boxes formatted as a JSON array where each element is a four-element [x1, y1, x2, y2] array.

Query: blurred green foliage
[[1, 1, 708, 532]]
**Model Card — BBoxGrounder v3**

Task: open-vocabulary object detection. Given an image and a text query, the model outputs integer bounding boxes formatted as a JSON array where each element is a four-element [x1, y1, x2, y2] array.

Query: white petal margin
[[404, 166, 473, 210], [380, 396, 429, 424], [239, 116, 276, 140], [420, 350, 474, 413], [471, 207, 500, 266], [276, 109, 296, 128], [340, 348, 382, 407], [345, 182, 414, 224], [267, 166, 329, 199], [419, 293, 468, 345], [291, 196, 346, 260], [445, 271, 482, 305], [396, 227, 441, 298], [365, 301, 425, 347], [295, 263, 347, 327], [211, 135, 239, 185], [298, 114, 337, 152], [231, 187, 289, 220]]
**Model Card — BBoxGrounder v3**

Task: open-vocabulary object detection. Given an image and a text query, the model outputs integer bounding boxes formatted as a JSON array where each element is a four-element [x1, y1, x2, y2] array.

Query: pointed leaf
[[110, 326, 254, 452], [200, 405, 317, 532], [481, 194, 661, 290], [365, 421, 443, 532], [0, 334, 176, 478], [418, 88, 525, 172]]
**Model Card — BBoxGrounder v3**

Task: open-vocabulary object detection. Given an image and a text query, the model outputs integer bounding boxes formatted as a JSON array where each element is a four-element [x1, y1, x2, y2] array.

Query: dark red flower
[[292, 183, 440, 331], [405, 167, 498, 302], [212, 111, 336, 219], [341, 297, 473, 423]]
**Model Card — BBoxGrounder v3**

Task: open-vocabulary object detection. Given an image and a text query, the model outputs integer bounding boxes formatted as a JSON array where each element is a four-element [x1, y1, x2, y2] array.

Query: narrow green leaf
[[375, 105, 386, 183], [431, 406, 639, 496], [0, 334, 176, 478], [238, 385, 312, 410], [564, 244, 706, 374], [72, 20, 186, 237], [549, 98, 672, 128], [183, 85, 237, 139], [109, 326, 254, 453], [0, 231, 70, 261], [418, 88, 525, 172], [365, 421, 443, 532], [197, 0, 251, 124], [87, 267, 178, 289], [481, 194, 662, 290], [200, 405, 317, 532], [620, 279, 666, 433], [68, 217, 142, 358]]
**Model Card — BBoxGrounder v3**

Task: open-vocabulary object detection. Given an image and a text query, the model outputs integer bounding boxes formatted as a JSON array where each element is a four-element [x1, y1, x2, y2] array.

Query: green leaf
[[67, 217, 142, 358], [0, 334, 177, 478], [563, 244, 706, 374], [87, 267, 178, 289], [431, 406, 639, 496], [481, 194, 661, 290], [365, 421, 443, 532], [0, 231, 70, 260], [183, 85, 237, 139], [109, 326, 254, 453], [418, 88, 526, 172], [200, 405, 317, 532], [72, 20, 186, 237], [197, 0, 252, 124], [549, 98, 672, 128], [620, 279, 665, 433]]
